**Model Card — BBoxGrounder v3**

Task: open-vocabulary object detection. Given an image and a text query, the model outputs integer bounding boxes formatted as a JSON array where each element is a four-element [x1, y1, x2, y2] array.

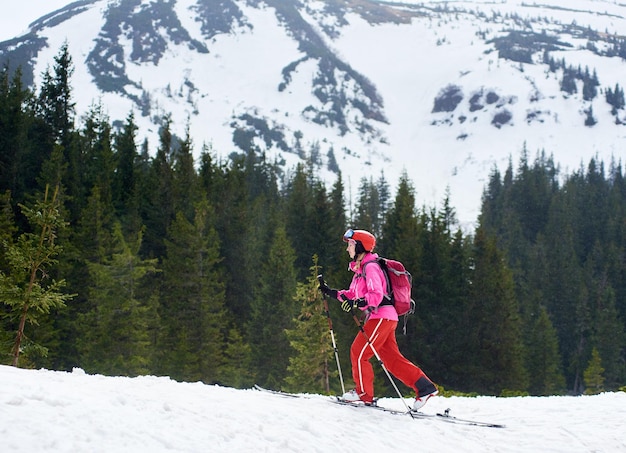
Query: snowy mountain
[[2, 0, 626, 227], [2, 365, 626, 452]]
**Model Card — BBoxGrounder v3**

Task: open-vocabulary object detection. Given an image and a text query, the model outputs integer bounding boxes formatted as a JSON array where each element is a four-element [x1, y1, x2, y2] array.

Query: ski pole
[[318, 275, 346, 395], [347, 305, 415, 416]]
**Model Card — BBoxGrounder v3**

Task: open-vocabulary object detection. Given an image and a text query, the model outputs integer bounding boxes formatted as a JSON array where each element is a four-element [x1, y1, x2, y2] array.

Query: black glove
[[317, 275, 338, 299], [341, 297, 366, 312]]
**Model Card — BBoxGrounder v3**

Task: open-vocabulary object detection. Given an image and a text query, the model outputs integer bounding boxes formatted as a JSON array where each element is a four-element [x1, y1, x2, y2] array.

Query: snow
[[1, 365, 625, 452], [2, 0, 626, 229]]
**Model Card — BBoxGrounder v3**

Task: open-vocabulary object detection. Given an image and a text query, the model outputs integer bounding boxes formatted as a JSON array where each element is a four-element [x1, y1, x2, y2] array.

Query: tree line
[[1, 46, 624, 396]]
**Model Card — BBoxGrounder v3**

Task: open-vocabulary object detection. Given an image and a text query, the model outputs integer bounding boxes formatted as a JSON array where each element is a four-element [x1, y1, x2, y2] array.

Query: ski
[[254, 385, 505, 428], [411, 408, 506, 428], [253, 384, 307, 398], [333, 397, 505, 428], [332, 397, 410, 416]]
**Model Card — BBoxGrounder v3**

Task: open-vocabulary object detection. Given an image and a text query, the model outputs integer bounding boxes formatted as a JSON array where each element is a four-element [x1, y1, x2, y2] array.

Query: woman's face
[[346, 239, 356, 259]]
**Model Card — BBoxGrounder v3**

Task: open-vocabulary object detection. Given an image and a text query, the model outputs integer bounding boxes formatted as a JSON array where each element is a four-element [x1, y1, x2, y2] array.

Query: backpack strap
[[361, 259, 393, 307]]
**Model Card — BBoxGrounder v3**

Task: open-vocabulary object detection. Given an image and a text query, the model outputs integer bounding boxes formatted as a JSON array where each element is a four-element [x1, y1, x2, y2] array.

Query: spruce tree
[[140, 117, 175, 259], [77, 223, 159, 375], [583, 347, 605, 394], [526, 306, 566, 395], [325, 174, 347, 279], [0, 185, 74, 367], [172, 122, 200, 221], [158, 202, 226, 383], [419, 203, 470, 388], [353, 176, 378, 233], [247, 226, 297, 389], [308, 179, 341, 281], [0, 191, 18, 360], [112, 112, 138, 218], [544, 187, 587, 392], [380, 171, 420, 261], [206, 155, 256, 324], [0, 191, 16, 267], [0, 66, 37, 203], [220, 327, 253, 388], [37, 42, 75, 150], [285, 260, 337, 394], [284, 163, 316, 276], [590, 279, 623, 390], [351, 173, 390, 241], [465, 226, 528, 394]]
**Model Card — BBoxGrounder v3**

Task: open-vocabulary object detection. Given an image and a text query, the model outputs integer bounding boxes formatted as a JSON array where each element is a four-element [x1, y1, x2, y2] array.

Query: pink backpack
[[362, 257, 415, 317]]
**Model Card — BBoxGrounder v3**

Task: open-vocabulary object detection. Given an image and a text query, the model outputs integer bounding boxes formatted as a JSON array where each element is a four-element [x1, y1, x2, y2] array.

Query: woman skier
[[319, 229, 438, 410]]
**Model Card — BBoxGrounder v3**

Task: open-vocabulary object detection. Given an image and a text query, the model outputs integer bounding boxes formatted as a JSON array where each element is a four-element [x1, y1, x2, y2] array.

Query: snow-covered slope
[[2, 0, 626, 227], [1, 365, 625, 452]]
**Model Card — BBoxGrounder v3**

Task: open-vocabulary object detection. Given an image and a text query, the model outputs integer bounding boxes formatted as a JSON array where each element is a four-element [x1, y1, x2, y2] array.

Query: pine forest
[[1, 46, 625, 397]]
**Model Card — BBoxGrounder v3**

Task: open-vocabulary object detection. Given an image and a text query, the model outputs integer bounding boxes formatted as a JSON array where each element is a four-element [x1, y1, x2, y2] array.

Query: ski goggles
[[343, 229, 355, 242]]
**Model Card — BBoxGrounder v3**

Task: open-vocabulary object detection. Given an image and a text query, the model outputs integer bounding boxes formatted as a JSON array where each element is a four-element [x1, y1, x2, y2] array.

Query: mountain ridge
[[2, 0, 625, 227]]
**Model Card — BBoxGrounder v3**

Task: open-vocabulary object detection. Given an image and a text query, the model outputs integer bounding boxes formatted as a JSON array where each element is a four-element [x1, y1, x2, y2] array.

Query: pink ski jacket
[[337, 252, 398, 322]]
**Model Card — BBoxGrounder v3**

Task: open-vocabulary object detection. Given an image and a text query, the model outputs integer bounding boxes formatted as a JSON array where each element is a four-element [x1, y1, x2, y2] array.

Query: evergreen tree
[[542, 190, 586, 392], [578, 160, 610, 257], [606, 83, 625, 113], [465, 226, 528, 394], [158, 202, 226, 383], [584, 106, 597, 127], [380, 171, 420, 260], [140, 117, 175, 259], [37, 42, 75, 150], [418, 200, 469, 388], [581, 67, 599, 101], [526, 306, 566, 395], [75, 185, 116, 265], [588, 272, 624, 389], [0, 66, 38, 204], [0, 185, 74, 367], [583, 347, 605, 394], [352, 172, 390, 240], [353, 176, 379, 233], [522, 233, 568, 395], [560, 67, 577, 95], [284, 163, 317, 276], [376, 172, 391, 231], [480, 164, 504, 237], [207, 150, 278, 330], [219, 327, 253, 388], [317, 175, 353, 378], [33, 141, 85, 370], [285, 260, 337, 394], [441, 228, 472, 388], [413, 207, 450, 373], [112, 112, 138, 219], [0, 190, 17, 267], [325, 174, 348, 279], [73, 103, 116, 225], [247, 226, 297, 388], [77, 223, 159, 375], [308, 179, 341, 281], [198, 145, 219, 197], [0, 191, 18, 359], [172, 121, 200, 221]]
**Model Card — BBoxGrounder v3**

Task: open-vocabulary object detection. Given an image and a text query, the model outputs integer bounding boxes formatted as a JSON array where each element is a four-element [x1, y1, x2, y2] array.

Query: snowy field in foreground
[[1, 365, 625, 452]]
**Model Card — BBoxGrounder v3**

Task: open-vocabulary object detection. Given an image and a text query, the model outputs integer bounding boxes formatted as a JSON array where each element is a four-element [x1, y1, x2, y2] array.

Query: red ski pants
[[350, 318, 426, 402]]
